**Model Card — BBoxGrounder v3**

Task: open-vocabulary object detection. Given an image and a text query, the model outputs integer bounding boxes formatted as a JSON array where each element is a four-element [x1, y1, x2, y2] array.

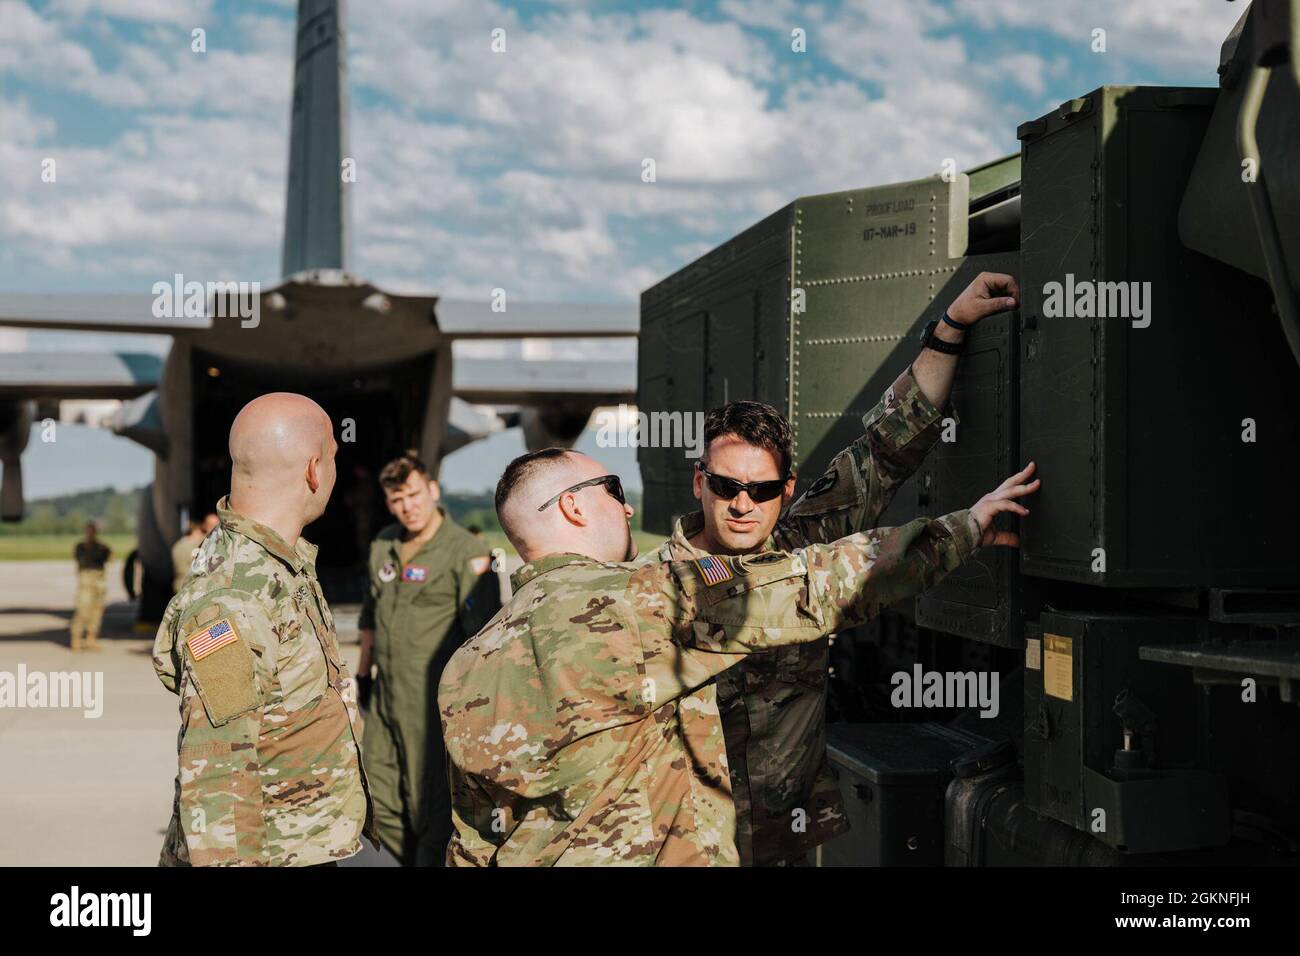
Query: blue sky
[[1, 0, 1248, 495]]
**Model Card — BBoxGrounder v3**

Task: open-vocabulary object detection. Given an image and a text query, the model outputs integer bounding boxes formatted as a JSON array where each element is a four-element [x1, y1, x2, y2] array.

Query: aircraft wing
[[452, 356, 635, 406], [0, 293, 210, 334], [0, 351, 162, 400], [435, 298, 638, 339], [442, 396, 507, 457], [0, 290, 637, 339]]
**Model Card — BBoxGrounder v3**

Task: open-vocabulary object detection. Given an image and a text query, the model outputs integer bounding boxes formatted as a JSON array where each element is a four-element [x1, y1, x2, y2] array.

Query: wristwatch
[[919, 317, 966, 354]]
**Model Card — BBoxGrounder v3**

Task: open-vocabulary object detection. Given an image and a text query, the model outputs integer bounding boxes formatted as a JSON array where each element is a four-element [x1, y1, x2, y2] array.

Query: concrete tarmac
[[0, 561, 398, 866]]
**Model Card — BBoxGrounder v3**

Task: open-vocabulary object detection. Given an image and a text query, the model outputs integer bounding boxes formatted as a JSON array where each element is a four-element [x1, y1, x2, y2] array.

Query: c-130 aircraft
[[0, 0, 637, 619]]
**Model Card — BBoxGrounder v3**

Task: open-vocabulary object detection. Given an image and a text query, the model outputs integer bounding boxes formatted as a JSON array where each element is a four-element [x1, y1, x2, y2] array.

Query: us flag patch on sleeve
[[187, 618, 239, 660], [694, 555, 735, 586]]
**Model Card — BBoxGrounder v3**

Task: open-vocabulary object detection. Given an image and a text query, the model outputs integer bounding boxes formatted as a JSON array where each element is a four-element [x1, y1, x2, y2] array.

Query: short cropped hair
[[495, 447, 571, 516], [702, 401, 794, 476], [379, 450, 430, 491]]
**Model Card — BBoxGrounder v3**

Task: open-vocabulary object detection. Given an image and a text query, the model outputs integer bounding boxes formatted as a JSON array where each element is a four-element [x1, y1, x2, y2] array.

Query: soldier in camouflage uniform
[[644, 271, 1021, 865], [153, 393, 373, 866], [438, 444, 1037, 865]]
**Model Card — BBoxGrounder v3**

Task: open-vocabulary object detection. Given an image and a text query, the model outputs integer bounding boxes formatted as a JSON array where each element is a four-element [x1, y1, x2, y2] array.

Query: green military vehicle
[[638, 0, 1300, 865]]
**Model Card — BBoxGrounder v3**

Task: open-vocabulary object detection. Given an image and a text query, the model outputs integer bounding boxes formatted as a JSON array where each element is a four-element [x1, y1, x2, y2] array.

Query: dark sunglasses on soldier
[[696, 462, 789, 503], [537, 474, 626, 512]]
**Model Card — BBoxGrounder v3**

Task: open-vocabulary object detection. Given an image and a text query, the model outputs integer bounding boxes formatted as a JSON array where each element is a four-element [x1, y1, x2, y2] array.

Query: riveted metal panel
[[638, 205, 794, 534], [1019, 86, 1300, 587]]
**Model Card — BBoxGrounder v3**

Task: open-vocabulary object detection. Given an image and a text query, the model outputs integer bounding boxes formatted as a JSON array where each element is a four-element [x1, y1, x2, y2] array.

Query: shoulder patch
[[181, 612, 259, 726], [469, 555, 491, 575], [693, 554, 735, 586], [803, 471, 838, 500], [186, 617, 239, 660]]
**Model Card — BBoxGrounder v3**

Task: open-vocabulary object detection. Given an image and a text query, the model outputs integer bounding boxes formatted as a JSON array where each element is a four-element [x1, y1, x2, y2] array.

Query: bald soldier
[[437, 449, 1038, 865], [153, 393, 373, 866]]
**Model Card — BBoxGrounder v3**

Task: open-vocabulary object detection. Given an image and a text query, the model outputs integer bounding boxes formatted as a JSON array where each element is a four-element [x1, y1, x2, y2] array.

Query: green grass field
[[0, 534, 137, 562]]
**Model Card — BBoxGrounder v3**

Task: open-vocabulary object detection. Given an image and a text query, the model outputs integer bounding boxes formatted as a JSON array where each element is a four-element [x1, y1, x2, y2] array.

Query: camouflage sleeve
[[168, 590, 274, 866], [664, 509, 979, 657], [445, 767, 502, 867], [778, 365, 950, 546]]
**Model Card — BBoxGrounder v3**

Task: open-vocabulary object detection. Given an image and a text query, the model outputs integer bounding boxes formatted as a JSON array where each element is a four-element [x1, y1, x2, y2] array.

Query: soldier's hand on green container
[[970, 461, 1039, 549]]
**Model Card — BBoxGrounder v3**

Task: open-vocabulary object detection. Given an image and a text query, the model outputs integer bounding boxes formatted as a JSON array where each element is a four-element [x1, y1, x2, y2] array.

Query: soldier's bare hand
[[947, 271, 1019, 326], [970, 461, 1039, 548]]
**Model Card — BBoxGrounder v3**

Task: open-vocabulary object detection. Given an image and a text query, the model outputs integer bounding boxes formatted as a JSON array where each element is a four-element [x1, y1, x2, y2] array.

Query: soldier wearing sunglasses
[[438, 438, 1037, 866], [641, 270, 1021, 866]]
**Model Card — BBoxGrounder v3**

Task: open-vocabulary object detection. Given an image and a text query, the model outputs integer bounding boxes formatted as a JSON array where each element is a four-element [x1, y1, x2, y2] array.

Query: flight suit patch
[[403, 565, 428, 582], [378, 562, 397, 583], [469, 556, 491, 575]]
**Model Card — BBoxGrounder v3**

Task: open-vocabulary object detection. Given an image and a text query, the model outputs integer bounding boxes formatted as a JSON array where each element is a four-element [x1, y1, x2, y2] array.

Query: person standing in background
[[71, 521, 111, 652], [357, 452, 500, 866], [171, 512, 219, 593]]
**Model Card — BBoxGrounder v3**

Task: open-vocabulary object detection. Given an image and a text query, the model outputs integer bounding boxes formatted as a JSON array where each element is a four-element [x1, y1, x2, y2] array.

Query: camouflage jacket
[[647, 365, 950, 864], [153, 497, 373, 866], [437, 509, 980, 866]]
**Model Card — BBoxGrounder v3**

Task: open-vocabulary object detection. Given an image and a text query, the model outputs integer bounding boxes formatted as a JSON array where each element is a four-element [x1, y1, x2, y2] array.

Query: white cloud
[[0, 0, 1247, 310], [48, 0, 215, 27], [952, 0, 1243, 74], [0, 97, 287, 283], [0, 1, 103, 85]]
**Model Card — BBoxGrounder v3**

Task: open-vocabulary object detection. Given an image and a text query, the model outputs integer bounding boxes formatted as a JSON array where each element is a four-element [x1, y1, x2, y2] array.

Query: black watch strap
[[920, 318, 965, 355]]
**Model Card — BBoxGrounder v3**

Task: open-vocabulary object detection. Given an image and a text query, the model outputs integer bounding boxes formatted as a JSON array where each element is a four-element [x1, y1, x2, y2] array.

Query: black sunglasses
[[696, 462, 789, 503], [537, 474, 626, 512]]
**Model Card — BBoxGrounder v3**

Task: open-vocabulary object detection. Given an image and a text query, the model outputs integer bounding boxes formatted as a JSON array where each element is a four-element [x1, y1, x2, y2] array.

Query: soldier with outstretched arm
[[645, 271, 1020, 865], [436, 446, 1038, 866]]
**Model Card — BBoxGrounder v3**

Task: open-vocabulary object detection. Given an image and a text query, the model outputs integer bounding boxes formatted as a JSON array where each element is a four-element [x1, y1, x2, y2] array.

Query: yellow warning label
[[1043, 633, 1073, 701]]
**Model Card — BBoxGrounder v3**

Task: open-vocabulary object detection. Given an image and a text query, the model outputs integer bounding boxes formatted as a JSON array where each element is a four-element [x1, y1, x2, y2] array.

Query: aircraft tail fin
[[281, 0, 351, 277]]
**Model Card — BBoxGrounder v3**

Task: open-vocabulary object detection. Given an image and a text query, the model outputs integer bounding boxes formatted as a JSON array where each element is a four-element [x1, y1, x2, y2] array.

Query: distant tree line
[[441, 490, 501, 534], [0, 486, 138, 535], [0, 484, 647, 537]]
